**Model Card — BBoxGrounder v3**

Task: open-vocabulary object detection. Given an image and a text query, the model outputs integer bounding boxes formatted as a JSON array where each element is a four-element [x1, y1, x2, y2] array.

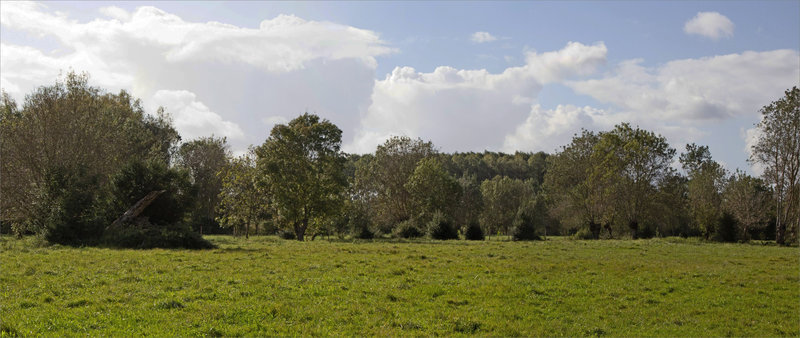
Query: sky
[[1, 1, 799, 174]]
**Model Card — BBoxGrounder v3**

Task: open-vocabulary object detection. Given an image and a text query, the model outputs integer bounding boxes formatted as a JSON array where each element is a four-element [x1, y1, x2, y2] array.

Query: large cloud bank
[[2, 2, 798, 170]]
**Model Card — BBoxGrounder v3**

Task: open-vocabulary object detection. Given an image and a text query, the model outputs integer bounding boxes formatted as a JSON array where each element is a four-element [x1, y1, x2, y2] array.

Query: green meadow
[[1, 236, 797, 337]]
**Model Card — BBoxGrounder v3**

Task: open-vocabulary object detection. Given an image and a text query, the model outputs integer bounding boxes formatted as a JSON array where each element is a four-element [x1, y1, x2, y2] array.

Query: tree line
[[1, 72, 797, 247]]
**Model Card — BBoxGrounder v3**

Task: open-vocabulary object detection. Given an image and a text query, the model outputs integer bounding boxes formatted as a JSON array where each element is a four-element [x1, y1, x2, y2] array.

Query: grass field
[[1, 235, 798, 336]]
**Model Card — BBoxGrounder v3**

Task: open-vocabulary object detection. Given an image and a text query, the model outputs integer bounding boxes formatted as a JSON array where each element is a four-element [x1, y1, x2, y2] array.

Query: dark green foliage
[[393, 220, 424, 239], [427, 212, 458, 240], [638, 225, 656, 239], [464, 221, 485, 240], [101, 220, 214, 249], [279, 230, 297, 240], [573, 227, 595, 240], [355, 224, 375, 239], [512, 217, 541, 241], [256, 113, 347, 241], [1, 72, 180, 239], [109, 160, 195, 226], [512, 197, 546, 241], [406, 158, 462, 223], [715, 212, 738, 243], [100, 160, 213, 249], [177, 136, 230, 234], [37, 166, 108, 246], [512, 210, 541, 241]]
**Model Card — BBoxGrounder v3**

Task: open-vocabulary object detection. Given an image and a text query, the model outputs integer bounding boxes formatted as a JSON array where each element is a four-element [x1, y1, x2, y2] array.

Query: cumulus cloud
[[0, 1, 390, 153], [346, 41, 608, 153], [0, 2, 393, 73], [525, 41, 608, 84], [99, 6, 131, 21], [684, 11, 734, 40], [743, 126, 764, 175], [569, 50, 800, 122], [471, 31, 497, 43], [502, 105, 608, 153], [150, 90, 245, 141]]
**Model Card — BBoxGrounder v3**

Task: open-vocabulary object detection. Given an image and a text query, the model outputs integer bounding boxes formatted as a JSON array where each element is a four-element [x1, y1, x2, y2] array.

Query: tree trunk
[[108, 190, 166, 230], [604, 222, 613, 238], [589, 221, 601, 239], [629, 220, 639, 239], [295, 219, 307, 241]]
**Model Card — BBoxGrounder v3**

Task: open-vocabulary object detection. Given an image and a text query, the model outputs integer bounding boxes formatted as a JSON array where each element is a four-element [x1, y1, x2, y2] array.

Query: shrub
[[715, 212, 738, 243], [464, 221, 485, 241], [428, 212, 458, 240], [36, 166, 109, 246], [355, 225, 374, 239], [101, 218, 214, 249], [512, 201, 542, 241], [109, 160, 195, 226], [100, 160, 212, 249], [393, 219, 424, 239], [572, 227, 594, 240], [348, 206, 374, 239], [279, 230, 297, 240]]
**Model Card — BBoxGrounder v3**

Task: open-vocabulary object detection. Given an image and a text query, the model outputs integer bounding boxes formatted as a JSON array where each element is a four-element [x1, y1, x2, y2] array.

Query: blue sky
[[1, 1, 798, 174]]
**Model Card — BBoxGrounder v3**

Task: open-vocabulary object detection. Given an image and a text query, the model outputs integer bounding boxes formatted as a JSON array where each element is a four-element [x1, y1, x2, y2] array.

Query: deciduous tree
[[354, 136, 436, 232], [750, 87, 799, 245], [680, 144, 727, 239], [178, 136, 230, 234], [543, 130, 607, 238], [256, 113, 346, 241], [724, 170, 771, 241], [405, 157, 462, 224], [594, 124, 676, 238], [217, 149, 270, 238]]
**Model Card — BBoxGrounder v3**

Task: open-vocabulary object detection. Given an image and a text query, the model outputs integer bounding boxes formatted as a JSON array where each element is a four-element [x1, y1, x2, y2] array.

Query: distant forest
[[1, 72, 797, 248]]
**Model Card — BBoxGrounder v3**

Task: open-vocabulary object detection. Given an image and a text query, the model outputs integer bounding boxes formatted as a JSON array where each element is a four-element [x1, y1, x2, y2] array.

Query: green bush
[[101, 219, 213, 249], [100, 160, 212, 249], [279, 230, 297, 240], [464, 221, 485, 240], [428, 212, 458, 240], [573, 227, 594, 240], [348, 206, 374, 239], [109, 160, 195, 226], [36, 166, 109, 246], [355, 225, 375, 239], [512, 202, 542, 241], [393, 219, 424, 239], [715, 212, 738, 243]]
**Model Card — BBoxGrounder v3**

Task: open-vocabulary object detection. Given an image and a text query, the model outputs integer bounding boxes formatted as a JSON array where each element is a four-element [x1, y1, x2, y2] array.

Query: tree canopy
[[256, 113, 347, 241]]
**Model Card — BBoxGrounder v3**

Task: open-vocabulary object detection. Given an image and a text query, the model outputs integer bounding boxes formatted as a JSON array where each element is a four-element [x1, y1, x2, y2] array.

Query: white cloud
[[743, 126, 765, 176], [346, 41, 608, 153], [0, 1, 389, 153], [684, 11, 734, 40], [525, 41, 608, 84], [471, 31, 497, 43], [99, 6, 131, 21], [0, 2, 393, 73], [569, 50, 800, 122], [502, 104, 608, 153], [151, 90, 245, 141]]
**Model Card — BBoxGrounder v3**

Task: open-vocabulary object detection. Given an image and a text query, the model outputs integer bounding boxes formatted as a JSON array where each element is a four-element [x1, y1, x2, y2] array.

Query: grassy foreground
[[1, 236, 798, 336]]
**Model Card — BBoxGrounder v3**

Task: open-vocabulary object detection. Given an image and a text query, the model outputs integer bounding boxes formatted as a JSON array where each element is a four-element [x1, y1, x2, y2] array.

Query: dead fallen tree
[[107, 190, 166, 231], [102, 190, 214, 249]]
